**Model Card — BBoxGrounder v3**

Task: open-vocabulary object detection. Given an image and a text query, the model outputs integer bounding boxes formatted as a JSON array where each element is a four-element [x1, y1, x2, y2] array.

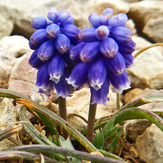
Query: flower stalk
[[58, 97, 68, 139], [86, 97, 97, 142]]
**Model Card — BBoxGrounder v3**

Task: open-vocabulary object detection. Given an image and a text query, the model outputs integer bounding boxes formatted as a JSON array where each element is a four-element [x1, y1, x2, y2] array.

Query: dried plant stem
[[58, 97, 68, 139], [116, 93, 121, 110], [134, 43, 163, 58], [86, 98, 97, 142]]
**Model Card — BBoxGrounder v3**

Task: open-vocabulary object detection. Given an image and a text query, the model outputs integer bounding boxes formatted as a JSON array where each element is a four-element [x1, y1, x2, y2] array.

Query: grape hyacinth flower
[[29, 7, 80, 98], [67, 8, 136, 105]]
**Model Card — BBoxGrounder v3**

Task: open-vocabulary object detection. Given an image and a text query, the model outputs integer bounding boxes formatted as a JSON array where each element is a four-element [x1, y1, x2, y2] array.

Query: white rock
[[0, 16, 13, 39], [143, 17, 163, 43], [135, 124, 163, 163], [129, 1, 163, 31], [92, 0, 130, 15], [0, 35, 30, 58], [127, 36, 163, 89]]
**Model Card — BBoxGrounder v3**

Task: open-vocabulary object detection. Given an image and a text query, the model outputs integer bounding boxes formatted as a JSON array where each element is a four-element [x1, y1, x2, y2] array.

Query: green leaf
[[111, 107, 163, 131], [59, 136, 82, 163], [0, 150, 56, 162], [0, 124, 22, 141], [93, 132, 105, 150], [0, 89, 97, 152], [9, 145, 125, 163]]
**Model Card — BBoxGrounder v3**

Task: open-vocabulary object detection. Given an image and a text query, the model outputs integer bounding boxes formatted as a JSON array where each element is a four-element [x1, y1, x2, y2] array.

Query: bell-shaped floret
[[99, 15, 108, 25], [37, 40, 55, 61], [48, 53, 65, 83], [121, 53, 134, 68], [105, 52, 126, 75], [31, 17, 47, 29], [29, 49, 44, 69], [109, 13, 128, 27], [55, 34, 70, 54], [88, 57, 107, 90], [111, 26, 132, 43], [70, 42, 86, 61], [54, 70, 73, 98], [109, 70, 131, 93], [66, 62, 91, 89], [103, 8, 113, 19], [80, 42, 100, 62], [47, 7, 57, 22], [58, 11, 74, 26], [62, 24, 80, 40], [100, 37, 118, 58], [88, 13, 101, 28], [118, 40, 136, 54], [95, 25, 110, 40], [36, 63, 51, 92], [90, 79, 110, 105], [46, 24, 60, 39], [78, 27, 97, 42], [30, 29, 47, 49]]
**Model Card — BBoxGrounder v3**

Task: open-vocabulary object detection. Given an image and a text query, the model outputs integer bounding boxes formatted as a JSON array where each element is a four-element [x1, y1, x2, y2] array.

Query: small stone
[[135, 124, 163, 163], [124, 119, 151, 142]]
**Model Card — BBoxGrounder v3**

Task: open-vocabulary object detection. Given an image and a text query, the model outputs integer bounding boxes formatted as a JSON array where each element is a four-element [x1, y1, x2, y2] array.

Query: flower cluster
[[67, 8, 136, 104], [29, 7, 136, 105], [29, 7, 80, 98]]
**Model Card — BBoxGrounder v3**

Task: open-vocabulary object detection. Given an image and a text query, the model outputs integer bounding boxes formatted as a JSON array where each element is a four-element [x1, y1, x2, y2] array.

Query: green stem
[[58, 97, 68, 139], [86, 98, 97, 142]]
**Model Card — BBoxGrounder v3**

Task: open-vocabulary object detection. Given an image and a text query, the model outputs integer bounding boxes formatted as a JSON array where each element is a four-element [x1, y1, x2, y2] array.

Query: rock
[[143, 17, 163, 43], [92, 0, 130, 15], [0, 35, 30, 89], [8, 52, 48, 103], [0, 35, 30, 58], [132, 35, 151, 50], [135, 124, 163, 163], [56, 0, 90, 29], [66, 88, 119, 131], [123, 88, 163, 104], [0, 48, 15, 88], [0, 16, 13, 39], [128, 1, 163, 31], [0, 98, 17, 150], [124, 119, 151, 142], [127, 37, 163, 89]]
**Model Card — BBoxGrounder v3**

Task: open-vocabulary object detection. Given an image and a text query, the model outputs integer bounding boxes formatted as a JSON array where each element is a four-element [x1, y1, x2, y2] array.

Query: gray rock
[[143, 17, 163, 43], [0, 98, 17, 150], [135, 124, 163, 163]]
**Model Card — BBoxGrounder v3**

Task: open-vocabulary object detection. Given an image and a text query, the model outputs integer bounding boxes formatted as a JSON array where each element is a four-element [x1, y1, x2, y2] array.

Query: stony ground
[[0, 0, 163, 163]]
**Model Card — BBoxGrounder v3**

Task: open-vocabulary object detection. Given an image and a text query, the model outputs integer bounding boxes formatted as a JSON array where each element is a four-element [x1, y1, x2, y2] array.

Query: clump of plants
[[0, 7, 163, 163]]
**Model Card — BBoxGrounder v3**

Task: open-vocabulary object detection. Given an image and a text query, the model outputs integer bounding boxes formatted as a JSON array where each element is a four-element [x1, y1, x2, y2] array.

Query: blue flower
[[67, 8, 135, 105], [29, 7, 79, 98]]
